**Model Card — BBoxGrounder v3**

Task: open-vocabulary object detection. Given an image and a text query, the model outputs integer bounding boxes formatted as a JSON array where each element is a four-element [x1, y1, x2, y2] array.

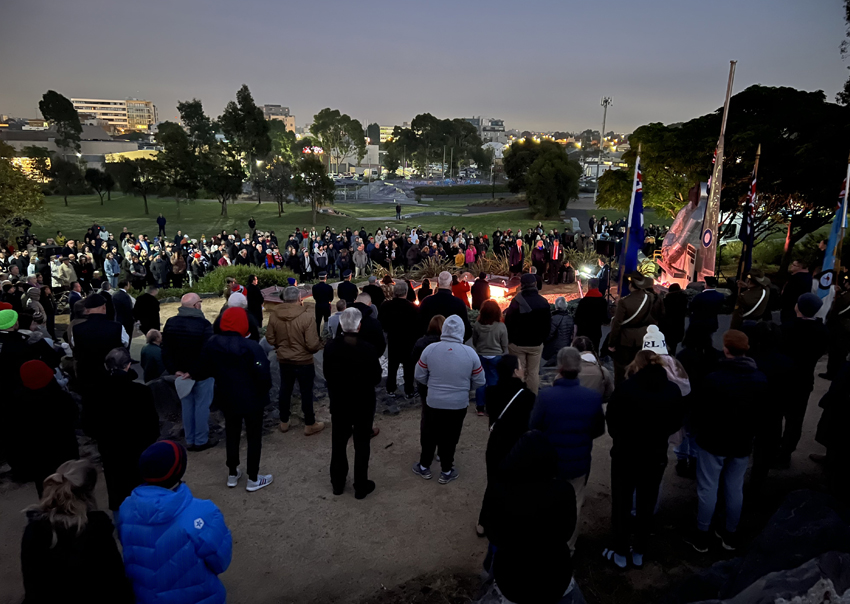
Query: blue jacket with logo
[[117, 483, 232, 604]]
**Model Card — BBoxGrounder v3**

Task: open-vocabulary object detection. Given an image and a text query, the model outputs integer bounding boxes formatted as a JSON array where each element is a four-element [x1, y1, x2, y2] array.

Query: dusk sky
[[1, 0, 846, 133]]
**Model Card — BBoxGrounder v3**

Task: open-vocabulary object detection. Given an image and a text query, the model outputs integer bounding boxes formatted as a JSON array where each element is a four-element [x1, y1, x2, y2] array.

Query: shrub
[[412, 184, 510, 196], [194, 265, 297, 294], [369, 261, 404, 279], [752, 239, 785, 267], [410, 256, 459, 279]]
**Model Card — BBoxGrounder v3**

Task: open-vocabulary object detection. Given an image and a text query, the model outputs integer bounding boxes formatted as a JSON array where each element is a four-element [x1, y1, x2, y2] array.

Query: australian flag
[[621, 158, 644, 278], [739, 168, 757, 276]]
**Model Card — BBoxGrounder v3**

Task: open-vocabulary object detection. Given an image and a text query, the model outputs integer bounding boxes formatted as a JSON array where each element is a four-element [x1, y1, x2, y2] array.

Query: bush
[[411, 256, 459, 279], [412, 184, 510, 196], [194, 265, 298, 294], [752, 239, 785, 267], [154, 287, 193, 300]]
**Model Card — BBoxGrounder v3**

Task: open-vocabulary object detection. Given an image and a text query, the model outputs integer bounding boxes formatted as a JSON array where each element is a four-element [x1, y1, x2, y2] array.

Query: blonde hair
[[25, 460, 98, 548], [625, 350, 664, 379]]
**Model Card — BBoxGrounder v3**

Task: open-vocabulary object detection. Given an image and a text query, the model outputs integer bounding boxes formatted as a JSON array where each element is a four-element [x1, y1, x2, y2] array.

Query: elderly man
[[162, 293, 217, 451], [379, 281, 420, 402], [266, 286, 325, 436], [418, 271, 472, 341], [324, 308, 383, 499], [504, 273, 552, 394]]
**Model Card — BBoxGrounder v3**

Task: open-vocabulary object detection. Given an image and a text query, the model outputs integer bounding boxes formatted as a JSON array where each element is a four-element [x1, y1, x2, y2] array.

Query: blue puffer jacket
[[530, 378, 605, 480], [117, 483, 232, 604]]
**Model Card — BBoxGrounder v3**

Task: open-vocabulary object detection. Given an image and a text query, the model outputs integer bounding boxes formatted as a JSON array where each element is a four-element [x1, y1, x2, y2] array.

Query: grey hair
[[104, 347, 132, 373], [356, 292, 371, 305], [393, 282, 408, 297], [557, 347, 581, 375], [339, 307, 362, 333], [437, 271, 452, 288], [282, 286, 301, 302], [554, 296, 567, 311]]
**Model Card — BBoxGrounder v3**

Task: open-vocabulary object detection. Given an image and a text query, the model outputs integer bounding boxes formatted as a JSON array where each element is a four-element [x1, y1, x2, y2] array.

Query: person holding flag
[[736, 145, 759, 282], [813, 174, 849, 319], [617, 158, 644, 294]]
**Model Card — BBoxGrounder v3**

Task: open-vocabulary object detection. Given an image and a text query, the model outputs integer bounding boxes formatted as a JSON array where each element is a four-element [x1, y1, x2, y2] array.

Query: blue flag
[[621, 158, 644, 277], [818, 179, 848, 300]]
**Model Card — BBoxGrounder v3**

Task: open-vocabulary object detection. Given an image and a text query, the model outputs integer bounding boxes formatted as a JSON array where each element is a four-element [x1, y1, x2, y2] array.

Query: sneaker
[[386, 391, 398, 399], [332, 484, 344, 496], [809, 452, 828, 464], [684, 528, 711, 553], [715, 529, 739, 551], [439, 468, 459, 485], [371, 427, 380, 438], [476, 408, 485, 417], [404, 392, 415, 401], [193, 439, 218, 452], [246, 474, 273, 492], [278, 421, 290, 433], [412, 463, 432, 480], [227, 468, 242, 488], [304, 421, 325, 436], [354, 480, 376, 500]]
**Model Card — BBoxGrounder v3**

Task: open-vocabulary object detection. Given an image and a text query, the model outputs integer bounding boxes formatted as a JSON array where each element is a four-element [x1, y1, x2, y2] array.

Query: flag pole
[[836, 151, 850, 277], [736, 143, 761, 281], [617, 143, 641, 297]]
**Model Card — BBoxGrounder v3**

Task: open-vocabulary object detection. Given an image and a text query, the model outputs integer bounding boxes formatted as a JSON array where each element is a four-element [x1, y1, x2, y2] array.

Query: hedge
[[413, 184, 510, 196], [151, 265, 297, 300]]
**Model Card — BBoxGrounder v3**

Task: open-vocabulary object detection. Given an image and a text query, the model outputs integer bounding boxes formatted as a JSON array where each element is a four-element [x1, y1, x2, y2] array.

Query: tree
[[366, 123, 380, 144], [155, 121, 202, 215], [38, 90, 82, 156], [295, 155, 335, 225], [525, 147, 581, 217], [202, 147, 244, 216], [262, 158, 293, 217], [49, 158, 85, 206], [85, 167, 108, 204], [311, 108, 366, 173], [109, 158, 158, 215], [219, 85, 271, 201], [504, 137, 567, 193], [838, 0, 850, 105], [21, 145, 53, 182], [0, 158, 45, 241], [103, 171, 115, 200], [0, 141, 15, 159], [268, 120, 298, 164]]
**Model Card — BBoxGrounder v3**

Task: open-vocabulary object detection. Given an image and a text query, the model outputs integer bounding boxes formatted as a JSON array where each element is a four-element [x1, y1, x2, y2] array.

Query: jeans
[[568, 474, 587, 553], [696, 446, 748, 533], [330, 409, 374, 491], [279, 362, 316, 425], [476, 355, 501, 410], [355, 266, 365, 279], [611, 454, 666, 555], [419, 404, 467, 473], [181, 378, 214, 446], [386, 343, 415, 396], [108, 275, 118, 288], [674, 429, 697, 461], [225, 408, 263, 480], [508, 343, 543, 394]]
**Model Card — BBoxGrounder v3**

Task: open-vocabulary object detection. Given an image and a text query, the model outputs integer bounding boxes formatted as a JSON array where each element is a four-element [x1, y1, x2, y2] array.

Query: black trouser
[[419, 404, 467, 473], [279, 362, 316, 425], [158, 226, 166, 237], [611, 454, 666, 555], [781, 384, 813, 456], [315, 304, 330, 337], [751, 404, 783, 487], [224, 408, 263, 480], [548, 261, 560, 285], [386, 342, 415, 396], [330, 409, 374, 491], [826, 333, 850, 378]]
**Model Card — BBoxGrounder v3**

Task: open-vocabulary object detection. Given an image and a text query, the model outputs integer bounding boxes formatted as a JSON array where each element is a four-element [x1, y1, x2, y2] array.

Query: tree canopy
[[311, 108, 367, 174], [383, 115, 485, 176], [504, 138, 580, 217], [295, 155, 335, 225], [38, 90, 82, 155], [0, 156, 45, 240]]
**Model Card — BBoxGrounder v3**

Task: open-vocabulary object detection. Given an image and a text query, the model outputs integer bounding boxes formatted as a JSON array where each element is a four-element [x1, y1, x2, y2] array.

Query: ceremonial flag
[[620, 157, 644, 278], [736, 144, 760, 280], [817, 176, 849, 304]]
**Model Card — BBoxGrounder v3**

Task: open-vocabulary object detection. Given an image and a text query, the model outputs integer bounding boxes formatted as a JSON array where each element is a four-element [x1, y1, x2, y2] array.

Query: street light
[[256, 160, 263, 167]]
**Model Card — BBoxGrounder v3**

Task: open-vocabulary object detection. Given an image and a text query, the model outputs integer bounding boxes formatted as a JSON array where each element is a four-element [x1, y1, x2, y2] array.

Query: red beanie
[[20, 360, 54, 390], [0, 302, 12, 311], [221, 307, 249, 337]]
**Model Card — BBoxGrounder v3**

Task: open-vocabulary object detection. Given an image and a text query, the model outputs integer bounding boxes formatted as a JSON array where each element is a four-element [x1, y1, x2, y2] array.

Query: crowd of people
[[1, 212, 848, 604]]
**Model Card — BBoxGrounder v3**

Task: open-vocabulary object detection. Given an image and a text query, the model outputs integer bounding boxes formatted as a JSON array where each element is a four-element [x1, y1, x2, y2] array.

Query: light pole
[[594, 97, 612, 202]]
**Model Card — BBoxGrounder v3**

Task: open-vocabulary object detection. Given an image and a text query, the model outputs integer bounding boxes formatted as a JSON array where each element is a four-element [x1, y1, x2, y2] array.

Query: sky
[[1, 0, 847, 133]]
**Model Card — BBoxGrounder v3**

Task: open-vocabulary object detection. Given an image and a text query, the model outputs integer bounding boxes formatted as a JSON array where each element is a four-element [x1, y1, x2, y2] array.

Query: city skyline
[[0, 0, 847, 133]]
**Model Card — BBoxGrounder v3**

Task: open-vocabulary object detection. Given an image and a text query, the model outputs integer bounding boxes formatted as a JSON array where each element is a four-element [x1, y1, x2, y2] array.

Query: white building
[[71, 98, 158, 130], [262, 104, 295, 132], [379, 125, 396, 143]]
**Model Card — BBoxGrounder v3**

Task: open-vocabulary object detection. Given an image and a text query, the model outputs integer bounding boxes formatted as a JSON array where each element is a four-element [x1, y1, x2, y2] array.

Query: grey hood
[[440, 315, 464, 343]]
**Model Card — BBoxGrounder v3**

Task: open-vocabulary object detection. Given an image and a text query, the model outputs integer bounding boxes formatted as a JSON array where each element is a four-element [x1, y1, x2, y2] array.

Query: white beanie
[[227, 292, 248, 309], [642, 325, 668, 355]]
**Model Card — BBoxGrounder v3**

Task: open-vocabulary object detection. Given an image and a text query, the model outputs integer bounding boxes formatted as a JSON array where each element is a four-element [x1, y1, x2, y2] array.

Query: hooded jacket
[[504, 285, 551, 347], [118, 483, 232, 604], [196, 332, 271, 414], [162, 307, 214, 377], [414, 315, 485, 410], [266, 302, 322, 364]]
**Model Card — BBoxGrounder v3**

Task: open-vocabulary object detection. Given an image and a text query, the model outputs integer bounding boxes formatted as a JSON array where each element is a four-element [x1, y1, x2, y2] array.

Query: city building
[[379, 125, 396, 143], [462, 116, 507, 143], [262, 104, 295, 132], [70, 98, 158, 130], [1, 125, 141, 170]]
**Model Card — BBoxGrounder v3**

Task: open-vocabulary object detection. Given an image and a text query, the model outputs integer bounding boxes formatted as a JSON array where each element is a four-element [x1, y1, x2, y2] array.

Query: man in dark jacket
[[470, 272, 490, 311], [689, 276, 725, 339], [504, 274, 551, 394], [379, 282, 419, 401], [112, 280, 135, 344], [362, 275, 385, 308], [312, 272, 334, 337], [573, 279, 609, 352], [418, 271, 472, 341], [156, 213, 166, 237], [337, 270, 358, 307], [196, 307, 273, 492], [161, 293, 216, 451], [133, 286, 161, 334], [780, 259, 813, 325], [324, 308, 383, 499], [777, 293, 829, 465], [686, 330, 768, 552], [351, 293, 387, 357], [246, 274, 265, 327]]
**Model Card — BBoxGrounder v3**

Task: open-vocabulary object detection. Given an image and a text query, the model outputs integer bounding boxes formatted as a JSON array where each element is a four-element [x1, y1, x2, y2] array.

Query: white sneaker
[[227, 468, 242, 488], [246, 474, 273, 492]]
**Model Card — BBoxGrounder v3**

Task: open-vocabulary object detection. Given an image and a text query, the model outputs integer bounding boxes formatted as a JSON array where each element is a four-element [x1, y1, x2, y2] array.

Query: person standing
[[547, 237, 563, 285], [470, 272, 490, 311], [661, 283, 689, 355], [531, 347, 604, 554], [133, 285, 161, 335], [197, 308, 273, 492], [412, 315, 485, 484], [543, 296, 574, 366], [595, 257, 611, 297], [509, 238, 524, 276], [379, 282, 419, 400], [161, 293, 217, 451], [156, 214, 167, 238], [418, 271, 472, 340], [21, 460, 134, 604], [395, 203, 402, 221], [573, 278, 609, 353], [337, 270, 358, 308], [689, 276, 724, 340], [472, 300, 509, 415], [112, 280, 135, 344], [324, 308, 383, 499], [246, 274, 265, 327], [353, 245, 368, 279], [731, 269, 770, 330], [504, 274, 551, 394], [608, 272, 661, 384], [118, 441, 232, 604], [821, 274, 850, 380], [780, 259, 813, 326], [266, 286, 325, 436], [685, 330, 767, 553], [362, 275, 385, 307], [312, 272, 334, 337], [140, 329, 165, 382]]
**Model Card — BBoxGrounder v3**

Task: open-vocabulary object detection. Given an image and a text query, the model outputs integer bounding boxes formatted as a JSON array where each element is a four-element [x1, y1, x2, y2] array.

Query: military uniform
[[609, 273, 662, 383], [731, 270, 770, 330], [825, 284, 850, 378]]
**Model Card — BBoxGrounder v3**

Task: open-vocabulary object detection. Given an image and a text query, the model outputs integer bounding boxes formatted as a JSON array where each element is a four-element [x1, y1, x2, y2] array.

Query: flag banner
[[698, 143, 724, 281], [739, 167, 757, 277], [817, 179, 848, 300], [620, 157, 644, 279]]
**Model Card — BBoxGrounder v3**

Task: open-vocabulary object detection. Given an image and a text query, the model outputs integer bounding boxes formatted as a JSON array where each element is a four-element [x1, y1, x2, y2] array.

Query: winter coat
[[266, 302, 322, 364], [473, 321, 509, 357], [379, 297, 420, 349], [414, 315, 485, 409], [470, 278, 490, 310], [196, 332, 271, 415], [351, 302, 387, 356], [140, 343, 165, 382], [542, 309, 574, 361], [508, 244, 523, 268], [22, 510, 133, 604], [418, 288, 472, 341], [692, 356, 768, 458], [323, 332, 382, 416], [362, 283, 385, 307], [353, 249, 368, 268], [689, 289, 724, 335], [782, 318, 829, 392], [118, 483, 232, 604], [161, 307, 214, 377], [531, 378, 605, 479], [246, 283, 265, 326], [609, 289, 661, 349], [577, 353, 615, 402], [606, 364, 682, 463], [660, 289, 689, 345], [573, 289, 609, 344], [104, 258, 120, 279], [337, 279, 358, 306], [504, 286, 551, 347], [133, 293, 161, 334], [483, 377, 536, 482]]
